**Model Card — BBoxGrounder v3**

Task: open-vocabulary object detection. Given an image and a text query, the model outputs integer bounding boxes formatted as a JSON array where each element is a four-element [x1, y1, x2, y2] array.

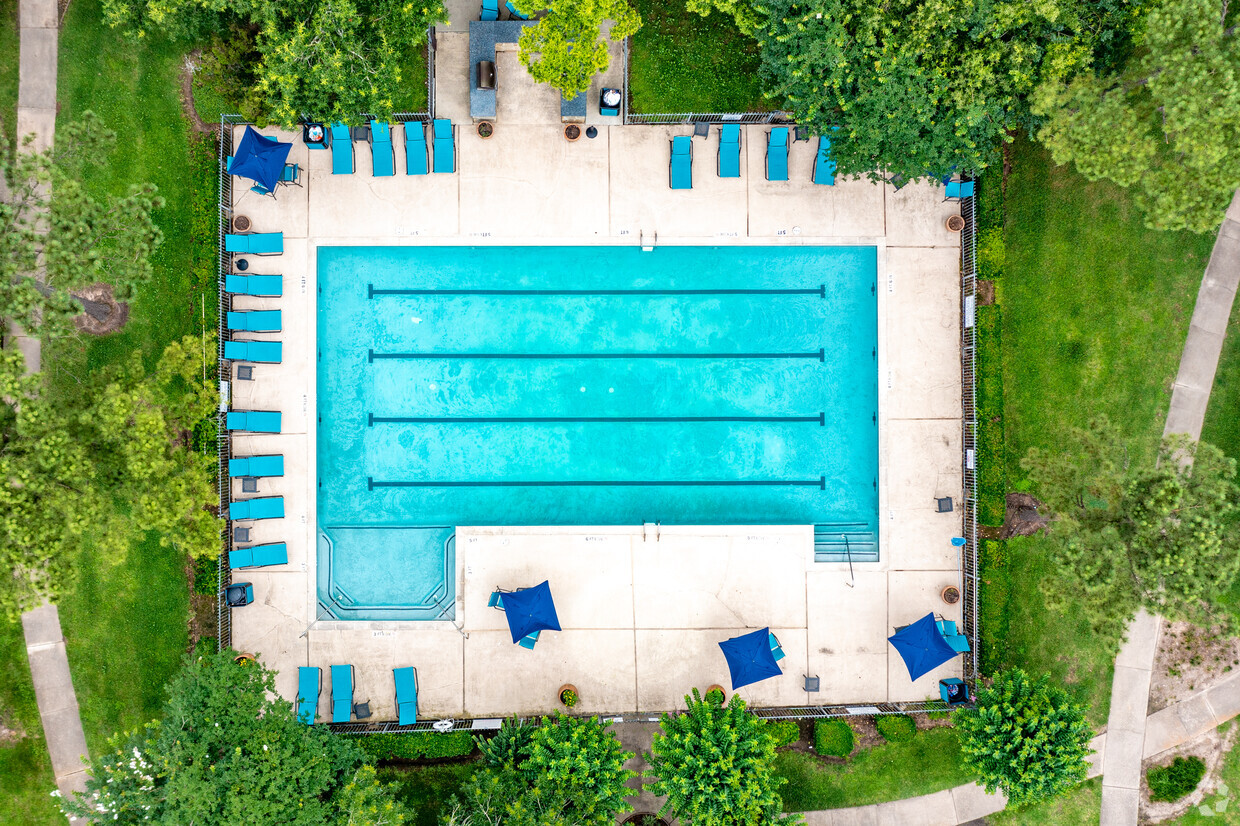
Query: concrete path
[[613, 720, 678, 825], [1099, 189, 1240, 825], [22, 606, 89, 826]]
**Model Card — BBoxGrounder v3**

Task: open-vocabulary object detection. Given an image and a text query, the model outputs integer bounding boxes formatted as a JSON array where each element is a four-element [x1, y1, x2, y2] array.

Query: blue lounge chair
[[944, 180, 975, 200], [936, 619, 971, 653], [331, 665, 354, 723], [506, 0, 530, 18], [330, 123, 354, 174], [247, 164, 300, 197], [718, 124, 741, 178], [766, 127, 789, 181], [404, 122, 429, 175], [768, 631, 786, 662], [813, 135, 836, 185], [518, 630, 540, 650], [229, 543, 288, 569], [226, 310, 282, 332], [394, 667, 418, 725], [224, 274, 283, 297], [225, 232, 283, 255], [223, 340, 283, 363], [432, 120, 455, 174], [228, 496, 285, 521], [369, 121, 394, 177], [670, 135, 692, 190], [296, 667, 320, 725], [226, 410, 282, 433], [481, 0, 499, 19], [229, 454, 284, 478], [488, 590, 506, 609]]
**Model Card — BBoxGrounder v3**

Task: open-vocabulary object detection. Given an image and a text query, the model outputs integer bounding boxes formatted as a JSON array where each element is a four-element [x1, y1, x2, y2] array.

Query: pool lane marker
[[368, 348, 826, 362], [368, 413, 826, 425], [368, 476, 828, 490], [367, 284, 827, 298]]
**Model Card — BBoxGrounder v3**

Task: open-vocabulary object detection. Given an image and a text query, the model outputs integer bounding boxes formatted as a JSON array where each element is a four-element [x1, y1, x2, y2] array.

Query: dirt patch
[[1000, 492, 1049, 540], [179, 53, 212, 135], [1142, 722, 1236, 823], [977, 280, 996, 306], [71, 283, 129, 335], [0, 713, 26, 745], [781, 715, 954, 763], [1149, 621, 1240, 713]]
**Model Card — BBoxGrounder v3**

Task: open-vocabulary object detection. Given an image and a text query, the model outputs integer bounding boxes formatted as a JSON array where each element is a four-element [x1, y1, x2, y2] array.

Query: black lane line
[[369, 476, 827, 490], [368, 284, 826, 298], [368, 413, 826, 425], [368, 349, 825, 362]]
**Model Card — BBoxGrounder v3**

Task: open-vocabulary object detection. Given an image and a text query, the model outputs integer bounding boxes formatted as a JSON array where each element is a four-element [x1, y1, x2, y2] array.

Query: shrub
[[1147, 756, 1206, 802], [191, 552, 219, 596], [477, 716, 534, 768], [876, 715, 917, 743], [353, 731, 475, 762], [814, 719, 854, 757], [766, 719, 799, 747]]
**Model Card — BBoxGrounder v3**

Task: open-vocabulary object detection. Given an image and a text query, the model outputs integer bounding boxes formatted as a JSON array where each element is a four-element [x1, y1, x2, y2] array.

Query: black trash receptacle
[[226, 582, 254, 607]]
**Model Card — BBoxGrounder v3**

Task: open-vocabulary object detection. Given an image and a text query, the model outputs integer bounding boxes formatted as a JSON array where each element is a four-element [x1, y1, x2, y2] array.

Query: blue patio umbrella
[[502, 580, 561, 644], [230, 125, 292, 193], [887, 612, 958, 681], [718, 627, 783, 690]]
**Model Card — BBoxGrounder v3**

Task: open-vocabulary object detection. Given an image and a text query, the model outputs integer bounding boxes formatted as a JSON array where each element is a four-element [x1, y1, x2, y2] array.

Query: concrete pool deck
[[226, 117, 966, 722]]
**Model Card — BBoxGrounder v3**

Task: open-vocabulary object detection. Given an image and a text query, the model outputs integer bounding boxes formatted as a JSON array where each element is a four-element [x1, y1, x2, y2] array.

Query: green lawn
[[628, 0, 767, 113], [0, 622, 64, 825], [989, 779, 1102, 825], [0, 0, 17, 152], [773, 728, 971, 812], [1201, 296, 1240, 461], [379, 762, 480, 826], [982, 137, 1215, 723], [393, 44, 429, 114]]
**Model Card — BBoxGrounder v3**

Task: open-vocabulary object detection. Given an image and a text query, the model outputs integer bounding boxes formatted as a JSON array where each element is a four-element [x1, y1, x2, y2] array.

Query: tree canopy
[[647, 689, 796, 826], [0, 335, 220, 617], [63, 651, 409, 824], [516, 0, 641, 97], [1021, 416, 1240, 642], [101, 0, 446, 126], [1034, 0, 1240, 232], [954, 669, 1094, 805]]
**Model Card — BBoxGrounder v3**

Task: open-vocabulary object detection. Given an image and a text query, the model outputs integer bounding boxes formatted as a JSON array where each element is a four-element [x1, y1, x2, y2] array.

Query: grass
[[1201, 296, 1240, 460], [1168, 724, 1240, 824], [774, 727, 971, 811], [379, 762, 480, 826], [392, 44, 429, 114], [628, 0, 767, 113], [0, 622, 64, 825], [988, 779, 1102, 825], [0, 0, 17, 153]]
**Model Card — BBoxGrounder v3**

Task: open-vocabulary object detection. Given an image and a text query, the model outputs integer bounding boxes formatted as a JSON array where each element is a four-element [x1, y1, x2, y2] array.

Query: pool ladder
[[639, 230, 657, 252], [642, 521, 660, 542]]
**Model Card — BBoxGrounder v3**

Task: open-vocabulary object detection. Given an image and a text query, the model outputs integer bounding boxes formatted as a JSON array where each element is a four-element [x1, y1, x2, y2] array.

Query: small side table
[[233, 526, 251, 543], [240, 477, 259, 493]]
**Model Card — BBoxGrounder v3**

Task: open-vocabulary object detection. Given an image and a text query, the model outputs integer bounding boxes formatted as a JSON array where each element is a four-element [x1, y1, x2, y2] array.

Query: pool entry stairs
[[813, 523, 878, 563]]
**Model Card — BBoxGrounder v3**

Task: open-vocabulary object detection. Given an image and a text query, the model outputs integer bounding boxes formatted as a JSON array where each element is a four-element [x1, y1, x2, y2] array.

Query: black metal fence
[[959, 191, 979, 683]]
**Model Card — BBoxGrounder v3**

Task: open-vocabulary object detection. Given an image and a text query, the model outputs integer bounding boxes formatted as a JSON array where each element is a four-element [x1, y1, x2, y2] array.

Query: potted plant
[[941, 586, 960, 605], [564, 124, 581, 142], [945, 214, 965, 232], [477, 121, 494, 139], [704, 685, 726, 705], [559, 684, 578, 708], [234, 652, 256, 665]]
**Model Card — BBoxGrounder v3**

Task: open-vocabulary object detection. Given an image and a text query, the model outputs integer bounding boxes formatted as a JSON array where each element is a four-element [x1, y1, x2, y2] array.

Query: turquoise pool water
[[317, 246, 878, 620]]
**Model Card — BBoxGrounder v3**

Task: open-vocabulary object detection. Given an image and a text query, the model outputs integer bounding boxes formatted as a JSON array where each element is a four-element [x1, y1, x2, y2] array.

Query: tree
[[516, 0, 640, 98], [0, 335, 220, 616], [647, 689, 797, 826], [101, 0, 446, 126], [954, 669, 1094, 805], [1021, 416, 1240, 642], [1033, 0, 1240, 233], [1, 112, 163, 337], [63, 650, 386, 824]]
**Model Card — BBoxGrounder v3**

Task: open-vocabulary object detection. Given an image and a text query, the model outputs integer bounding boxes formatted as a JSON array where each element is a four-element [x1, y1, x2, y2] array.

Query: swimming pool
[[316, 245, 878, 620]]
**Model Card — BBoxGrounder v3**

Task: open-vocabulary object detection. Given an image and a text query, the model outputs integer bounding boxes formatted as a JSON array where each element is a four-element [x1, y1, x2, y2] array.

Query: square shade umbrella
[[231, 125, 292, 193], [888, 612, 959, 681], [718, 627, 783, 690], [501, 580, 561, 644]]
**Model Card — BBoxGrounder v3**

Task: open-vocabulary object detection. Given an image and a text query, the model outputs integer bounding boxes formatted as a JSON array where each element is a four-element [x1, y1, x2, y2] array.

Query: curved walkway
[[1099, 190, 1240, 825]]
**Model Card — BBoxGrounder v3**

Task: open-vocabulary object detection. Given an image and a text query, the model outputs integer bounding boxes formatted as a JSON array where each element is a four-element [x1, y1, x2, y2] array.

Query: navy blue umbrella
[[718, 627, 783, 690], [502, 580, 561, 644], [230, 126, 292, 193], [888, 612, 958, 681]]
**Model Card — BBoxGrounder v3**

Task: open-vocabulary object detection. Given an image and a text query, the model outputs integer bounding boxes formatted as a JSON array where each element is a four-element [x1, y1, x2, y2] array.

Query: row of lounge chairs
[[329, 120, 456, 176], [296, 665, 419, 725], [670, 126, 837, 189]]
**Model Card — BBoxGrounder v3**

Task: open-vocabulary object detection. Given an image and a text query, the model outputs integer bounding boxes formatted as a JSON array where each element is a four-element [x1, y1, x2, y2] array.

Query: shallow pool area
[[316, 245, 879, 620]]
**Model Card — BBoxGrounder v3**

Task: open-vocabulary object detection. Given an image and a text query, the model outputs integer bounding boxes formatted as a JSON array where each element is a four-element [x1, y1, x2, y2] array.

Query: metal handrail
[[959, 190, 979, 683]]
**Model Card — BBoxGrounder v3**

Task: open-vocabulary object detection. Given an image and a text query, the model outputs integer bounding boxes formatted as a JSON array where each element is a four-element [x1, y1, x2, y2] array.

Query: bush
[[353, 731, 476, 762], [814, 719, 854, 757], [191, 552, 219, 596], [875, 715, 917, 743], [1147, 756, 1206, 802], [704, 687, 725, 705], [766, 720, 799, 747]]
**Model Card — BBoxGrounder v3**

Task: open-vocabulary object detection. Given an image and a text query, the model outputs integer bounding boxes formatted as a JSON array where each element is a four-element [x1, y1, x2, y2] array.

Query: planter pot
[[559, 683, 578, 708], [945, 214, 965, 233], [941, 586, 960, 605], [234, 652, 256, 665], [705, 684, 726, 705], [233, 215, 252, 233], [564, 124, 581, 142], [477, 121, 494, 139]]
